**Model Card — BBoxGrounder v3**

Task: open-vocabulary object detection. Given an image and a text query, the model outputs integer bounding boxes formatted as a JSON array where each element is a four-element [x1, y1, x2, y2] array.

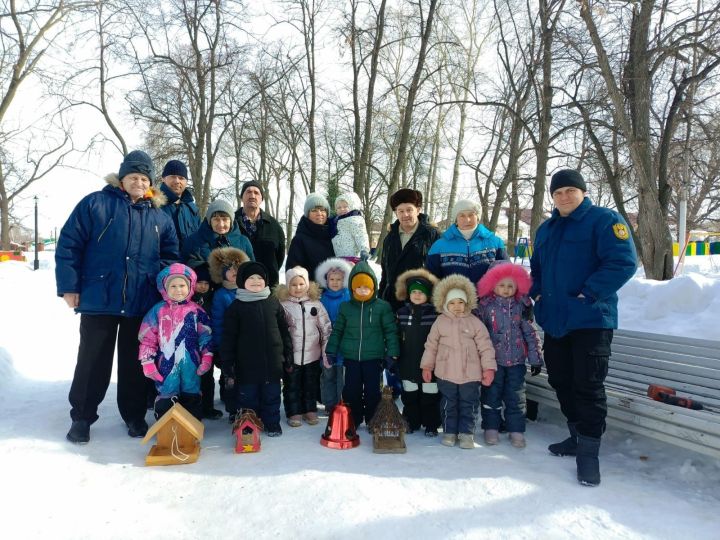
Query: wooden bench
[[526, 329, 720, 458]]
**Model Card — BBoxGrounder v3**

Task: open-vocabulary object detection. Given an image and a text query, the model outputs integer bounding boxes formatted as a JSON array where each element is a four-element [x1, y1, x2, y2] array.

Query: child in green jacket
[[325, 259, 400, 427]]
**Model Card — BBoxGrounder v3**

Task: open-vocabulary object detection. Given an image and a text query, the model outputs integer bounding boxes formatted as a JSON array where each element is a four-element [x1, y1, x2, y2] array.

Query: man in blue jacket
[[530, 169, 637, 487], [56, 150, 179, 444], [159, 160, 202, 252]]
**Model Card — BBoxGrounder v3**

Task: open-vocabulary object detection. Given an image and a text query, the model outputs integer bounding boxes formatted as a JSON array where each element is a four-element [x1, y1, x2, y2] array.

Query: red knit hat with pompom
[[477, 262, 532, 300]]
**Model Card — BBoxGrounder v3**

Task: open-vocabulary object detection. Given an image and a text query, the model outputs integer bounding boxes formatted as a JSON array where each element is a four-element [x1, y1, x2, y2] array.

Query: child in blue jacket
[[315, 257, 352, 413]]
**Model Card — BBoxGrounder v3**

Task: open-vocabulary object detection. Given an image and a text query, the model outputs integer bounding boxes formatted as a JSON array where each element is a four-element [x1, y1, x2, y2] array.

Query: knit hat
[[206, 199, 235, 222], [444, 288, 468, 311], [165, 274, 191, 291], [304, 193, 330, 217], [390, 188, 422, 210], [118, 150, 154, 181], [451, 199, 480, 222], [549, 169, 587, 195], [240, 180, 263, 198], [161, 159, 188, 179], [237, 261, 268, 289], [194, 264, 211, 284], [351, 272, 374, 301], [285, 266, 309, 286], [408, 277, 432, 297], [477, 261, 532, 300]]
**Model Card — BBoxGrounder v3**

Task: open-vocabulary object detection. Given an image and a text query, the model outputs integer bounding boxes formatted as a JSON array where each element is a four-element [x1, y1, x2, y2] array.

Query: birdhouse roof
[[142, 403, 204, 444]]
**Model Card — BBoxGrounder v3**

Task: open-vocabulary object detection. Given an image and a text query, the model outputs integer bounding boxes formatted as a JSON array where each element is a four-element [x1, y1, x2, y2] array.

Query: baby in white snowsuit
[[330, 192, 370, 260]]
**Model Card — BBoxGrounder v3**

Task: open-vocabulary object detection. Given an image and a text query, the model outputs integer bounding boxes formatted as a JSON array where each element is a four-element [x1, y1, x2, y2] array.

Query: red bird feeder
[[232, 409, 264, 453], [321, 400, 360, 449]]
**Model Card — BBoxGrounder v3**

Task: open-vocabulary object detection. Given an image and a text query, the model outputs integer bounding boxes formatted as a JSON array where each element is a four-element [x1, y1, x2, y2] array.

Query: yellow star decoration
[[242, 444, 256, 452]]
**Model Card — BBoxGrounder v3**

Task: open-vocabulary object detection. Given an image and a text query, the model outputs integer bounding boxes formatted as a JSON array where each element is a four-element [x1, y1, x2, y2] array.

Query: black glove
[[530, 365, 542, 376], [383, 356, 398, 375], [283, 354, 294, 374], [326, 354, 337, 366], [522, 299, 534, 322]]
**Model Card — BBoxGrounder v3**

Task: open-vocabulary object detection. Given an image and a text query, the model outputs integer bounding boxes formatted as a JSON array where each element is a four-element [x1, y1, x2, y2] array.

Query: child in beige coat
[[421, 274, 496, 449]]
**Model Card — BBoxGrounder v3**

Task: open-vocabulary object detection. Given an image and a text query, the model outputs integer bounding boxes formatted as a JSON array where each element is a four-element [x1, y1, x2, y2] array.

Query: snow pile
[[0, 252, 718, 539], [0, 347, 15, 388]]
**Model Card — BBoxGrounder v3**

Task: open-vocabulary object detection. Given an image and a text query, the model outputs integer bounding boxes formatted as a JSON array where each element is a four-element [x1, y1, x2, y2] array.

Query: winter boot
[[287, 415, 302, 427], [66, 420, 90, 444], [458, 433, 475, 449], [126, 418, 148, 438], [266, 424, 283, 437], [483, 429, 499, 445], [179, 393, 203, 421], [425, 427, 438, 437], [203, 408, 224, 420], [441, 433, 457, 447], [548, 422, 578, 456], [509, 432, 526, 448], [303, 412, 319, 425], [576, 435, 601, 486]]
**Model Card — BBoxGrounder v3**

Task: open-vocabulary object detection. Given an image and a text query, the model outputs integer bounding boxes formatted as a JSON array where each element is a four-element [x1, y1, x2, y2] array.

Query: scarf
[[235, 286, 271, 302]]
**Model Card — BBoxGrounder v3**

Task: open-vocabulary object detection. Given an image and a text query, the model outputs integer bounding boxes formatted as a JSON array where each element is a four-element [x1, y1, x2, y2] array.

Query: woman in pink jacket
[[275, 266, 332, 426], [421, 274, 496, 449]]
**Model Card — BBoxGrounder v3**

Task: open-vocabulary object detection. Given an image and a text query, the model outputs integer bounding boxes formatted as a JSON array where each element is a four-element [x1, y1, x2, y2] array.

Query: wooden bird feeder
[[141, 402, 204, 466], [367, 386, 408, 454], [232, 409, 264, 453]]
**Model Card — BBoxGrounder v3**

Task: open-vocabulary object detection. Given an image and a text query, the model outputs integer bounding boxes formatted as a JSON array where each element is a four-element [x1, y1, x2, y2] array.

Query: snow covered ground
[[1, 253, 719, 539]]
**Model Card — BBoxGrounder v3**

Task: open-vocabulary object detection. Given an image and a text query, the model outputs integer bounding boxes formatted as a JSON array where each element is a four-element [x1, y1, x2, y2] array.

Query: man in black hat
[[159, 159, 201, 252], [530, 168, 637, 487], [379, 188, 440, 312], [234, 180, 286, 288]]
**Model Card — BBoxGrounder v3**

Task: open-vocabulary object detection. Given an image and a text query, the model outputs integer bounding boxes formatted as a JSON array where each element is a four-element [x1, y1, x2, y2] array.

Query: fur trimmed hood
[[477, 261, 532, 300], [395, 268, 438, 302], [104, 173, 167, 209], [432, 273, 477, 315], [274, 281, 321, 302], [208, 247, 250, 284], [315, 257, 353, 289]]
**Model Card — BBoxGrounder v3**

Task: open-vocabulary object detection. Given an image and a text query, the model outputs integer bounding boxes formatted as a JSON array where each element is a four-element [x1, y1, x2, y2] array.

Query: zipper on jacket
[[358, 302, 364, 360], [97, 218, 114, 243], [156, 225, 160, 251], [300, 301, 306, 367]]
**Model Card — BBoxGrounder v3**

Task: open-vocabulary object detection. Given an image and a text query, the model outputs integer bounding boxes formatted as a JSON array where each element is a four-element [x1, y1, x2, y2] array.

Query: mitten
[[142, 361, 164, 383], [530, 365, 542, 376], [481, 369, 495, 386], [283, 354, 294, 374], [422, 368, 433, 383], [326, 354, 337, 366], [383, 356, 398, 375], [197, 354, 213, 376]]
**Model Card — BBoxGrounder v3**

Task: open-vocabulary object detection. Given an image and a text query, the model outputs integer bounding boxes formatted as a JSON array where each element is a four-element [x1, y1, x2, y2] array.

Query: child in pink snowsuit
[[139, 263, 213, 420]]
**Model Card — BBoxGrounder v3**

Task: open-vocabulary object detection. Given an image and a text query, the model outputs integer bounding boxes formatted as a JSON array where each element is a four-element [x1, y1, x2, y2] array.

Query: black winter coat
[[285, 216, 335, 281], [396, 302, 437, 382], [379, 214, 440, 312], [220, 296, 292, 385], [235, 209, 286, 288]]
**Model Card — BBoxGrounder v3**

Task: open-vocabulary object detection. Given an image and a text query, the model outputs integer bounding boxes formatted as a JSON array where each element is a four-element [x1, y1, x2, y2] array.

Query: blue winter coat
[[529, 198, 637, 338], [211, 286, 237, 351], [181, 220, 255, 269], [55, 175, 180, 317], [320, 287, 350, 367], [159, 183, 202, 252], [426, 223, 507, 283]]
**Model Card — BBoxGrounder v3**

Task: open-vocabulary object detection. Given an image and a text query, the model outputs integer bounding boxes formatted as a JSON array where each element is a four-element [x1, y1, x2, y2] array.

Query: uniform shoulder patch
[[612, 223, 629, 240]]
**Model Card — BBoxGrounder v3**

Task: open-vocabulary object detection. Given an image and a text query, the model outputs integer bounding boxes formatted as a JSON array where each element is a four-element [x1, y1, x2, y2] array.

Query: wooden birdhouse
[[232, 409, 264, 453], [367, 386, 408, 454], [141, 402, 204, 466]]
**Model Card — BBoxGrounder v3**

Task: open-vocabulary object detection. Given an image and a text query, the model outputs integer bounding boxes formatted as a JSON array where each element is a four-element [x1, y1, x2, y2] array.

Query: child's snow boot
[[126, 418, 148, 438], [458, 433, 475, 449], [548, 422, 578, 456], [441, 433, 457, 447], [425, 427, 438, 437], [509, 432, 526, 448], [66, 420, 90, 444], [483, 429, 499, 445], [303, 412, 319, 425], [266, 424, 283, 437], [287, 415, 302, 427], [576, 435, 601, 486]]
